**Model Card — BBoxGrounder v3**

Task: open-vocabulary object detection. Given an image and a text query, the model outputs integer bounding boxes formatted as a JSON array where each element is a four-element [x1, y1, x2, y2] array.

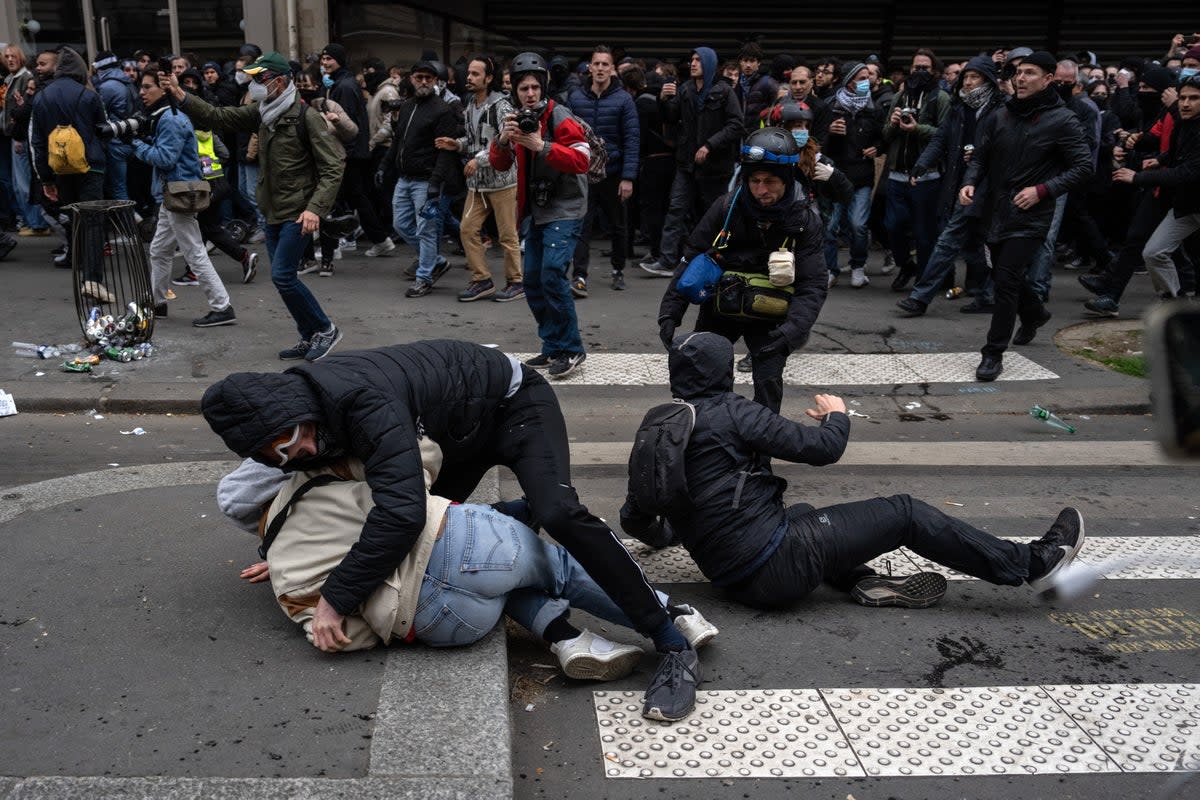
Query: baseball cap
[[241, 51, 291, 77]]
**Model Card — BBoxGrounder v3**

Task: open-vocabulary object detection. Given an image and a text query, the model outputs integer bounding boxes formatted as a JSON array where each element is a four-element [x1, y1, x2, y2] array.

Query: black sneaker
[[458, 279, 496, 302], [241, 251, 258, 284], [642, 649, 701, 722], [1028, 508, 1086, 594], [640, 258, 676, 278], [319, 262, 334, 277], [851, 571, 948, 608], [192, 306, 237, 327], [305, 325, 343, 362], [896, 297, 928, 317], [172, 269, 199, 286], [153, 303, 168, 318], [406, 279, 433, 298], [960, 298, 994, 314], [1078, 273, 1109, 297], [1083, 296, 1120, 317], [611, 270, 626, 290], [297, 259, 321, 276], [548, 351, 586, 379], [736, 354, 753, 373], [890, 267, 915, 292], [525, 353, 555, 369], [279, 339, 311, 360], [1012, 308, 1052, 346], [430, 258, 451, 284]]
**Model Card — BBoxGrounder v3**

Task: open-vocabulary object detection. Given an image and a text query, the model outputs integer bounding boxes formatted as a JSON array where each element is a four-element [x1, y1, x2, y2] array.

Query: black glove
[[756, 330, 789, 359], [658, 318, 677, 350]]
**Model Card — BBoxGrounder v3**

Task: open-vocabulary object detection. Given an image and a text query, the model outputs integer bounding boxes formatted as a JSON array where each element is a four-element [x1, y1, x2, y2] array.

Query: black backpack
[[627, 399, 696, 516]]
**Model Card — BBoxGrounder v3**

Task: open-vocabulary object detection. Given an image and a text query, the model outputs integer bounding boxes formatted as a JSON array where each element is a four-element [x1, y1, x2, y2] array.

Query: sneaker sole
[[493, 293, 525, 303], [458, 288, 497, 302], [852, 572, 948, 608], [171, 279, 199, 286], [525, 360, 553, 370], [643, 704, 693, 722], [1029, 509, 1086, 594], [193, 317, 237, 328], [560, 648, 642, 681], [242, 266, 257, 284]]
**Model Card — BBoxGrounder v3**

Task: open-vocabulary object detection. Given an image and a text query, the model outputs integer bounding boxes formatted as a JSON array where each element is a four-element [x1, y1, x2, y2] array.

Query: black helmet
[[779, 102, 814, 125], [510, 52, 548, 79], [741, 126, 800, 186]]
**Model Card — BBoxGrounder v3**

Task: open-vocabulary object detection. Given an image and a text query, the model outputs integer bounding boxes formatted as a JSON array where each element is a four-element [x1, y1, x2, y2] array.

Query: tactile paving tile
[[512, 352, 1057, 386], [822, 686, 1119, 776], [622, 542, 706, 583], [1043, 684, 1200, 771], [594, 689, 862, 779]]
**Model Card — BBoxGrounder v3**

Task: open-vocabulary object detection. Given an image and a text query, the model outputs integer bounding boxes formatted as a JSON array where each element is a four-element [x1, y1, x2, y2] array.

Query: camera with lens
[[515, 107, 541, 134], [157, 56, 174, 75], [381, 97, 405, 112], [96, 111, 152, 142], [899, 107, 918, 125]]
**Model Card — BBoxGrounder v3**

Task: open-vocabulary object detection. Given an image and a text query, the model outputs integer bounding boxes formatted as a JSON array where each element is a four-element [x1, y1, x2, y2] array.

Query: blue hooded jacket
[[95, 66, 139, 121], [695, 47, 718, 108], [132, 105, 204, 202]]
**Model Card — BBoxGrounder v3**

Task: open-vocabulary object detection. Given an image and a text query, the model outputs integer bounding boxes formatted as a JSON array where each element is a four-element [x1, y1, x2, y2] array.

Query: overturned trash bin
[[69, 200, 155, 344]]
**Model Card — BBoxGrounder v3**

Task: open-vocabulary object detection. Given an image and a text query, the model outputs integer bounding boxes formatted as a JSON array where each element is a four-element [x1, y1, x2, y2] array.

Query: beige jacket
[[264, 438, 450, 651]]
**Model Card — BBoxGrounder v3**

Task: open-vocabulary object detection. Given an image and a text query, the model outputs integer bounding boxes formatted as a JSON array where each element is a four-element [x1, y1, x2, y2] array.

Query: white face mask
[[247, 79, 268, 101], [235, 71, 250, 86]]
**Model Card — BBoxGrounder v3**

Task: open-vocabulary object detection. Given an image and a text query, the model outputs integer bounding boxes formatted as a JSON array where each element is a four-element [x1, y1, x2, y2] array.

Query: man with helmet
[[655, 127, 828, 413], [489, 52, 592, 380]]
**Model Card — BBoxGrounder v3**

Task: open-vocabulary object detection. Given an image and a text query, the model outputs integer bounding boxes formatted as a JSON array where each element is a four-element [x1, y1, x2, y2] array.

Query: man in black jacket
[[960, 51, 1093, 382], [320, 43, 395, 259], [201, 340, 703, 722], [657, 128, 827, 413], [620, 332, 1087, 611], [651, 46, 744, 275]]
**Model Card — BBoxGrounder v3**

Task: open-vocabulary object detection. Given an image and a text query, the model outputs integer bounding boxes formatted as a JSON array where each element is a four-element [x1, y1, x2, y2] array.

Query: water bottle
[[1030, 405, 1076, 434], [12, 341, 39, 357]]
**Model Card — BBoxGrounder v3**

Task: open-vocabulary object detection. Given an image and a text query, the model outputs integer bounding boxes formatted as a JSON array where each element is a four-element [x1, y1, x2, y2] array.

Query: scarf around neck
[[834, 86, 870, 114], [259, 82, 298, 131], [960, 84, 994, 110]]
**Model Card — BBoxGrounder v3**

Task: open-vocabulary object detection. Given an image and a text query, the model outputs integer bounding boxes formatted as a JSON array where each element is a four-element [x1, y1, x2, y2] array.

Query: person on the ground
[[656, 127, 827, 413], [438, 55, 524, 303], [132, 69, 236, 328], [621, 332, 1087, 611], [960, 51, 1093, 382], [163, 51, 346, 361], [566, 45, 640, 294], [896, 55, 1004, 318], [488, 52, 592, 380], [217, 439, 718, 679], [201, 339, 706, 722], [650, 46, 744, 276]]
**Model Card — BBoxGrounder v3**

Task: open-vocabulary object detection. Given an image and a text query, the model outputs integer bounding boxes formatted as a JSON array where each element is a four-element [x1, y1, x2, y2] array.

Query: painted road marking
[[514, 351, 1057, 385], [595, 683, 1200, 779], [623, 536, 1200, 584], [1048, 608, 1200, 654]]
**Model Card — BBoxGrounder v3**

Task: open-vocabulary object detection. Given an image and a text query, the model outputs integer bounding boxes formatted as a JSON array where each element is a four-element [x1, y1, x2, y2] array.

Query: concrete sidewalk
[[0, 236, 1154, 417]]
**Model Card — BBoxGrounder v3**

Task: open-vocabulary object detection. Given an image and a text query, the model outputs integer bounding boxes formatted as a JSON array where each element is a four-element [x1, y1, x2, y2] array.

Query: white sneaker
[[674, 605, 719, 649], [850, 267, 870, 288], [364, 238, 396, 257], [550, 630, 643, 681], [339, 236, 357, 252], [827, 271, 839, 289], [880, 253, 896, 275]]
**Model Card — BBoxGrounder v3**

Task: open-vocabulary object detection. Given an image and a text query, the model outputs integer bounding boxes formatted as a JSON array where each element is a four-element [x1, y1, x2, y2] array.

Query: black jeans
[[638, 155, 675, 259], [572, 173, 627, 277], [695, 303, 791, 413], [428, 368, 671, 641], [659, 169, 731, 264], [1103, 189, 1168, 301], [982, 236, 1046, 358], [58, 170, 106, 282], [726, 495, 1032, 609], [197, 176, 246, 265], [343, 157, 391, 244]]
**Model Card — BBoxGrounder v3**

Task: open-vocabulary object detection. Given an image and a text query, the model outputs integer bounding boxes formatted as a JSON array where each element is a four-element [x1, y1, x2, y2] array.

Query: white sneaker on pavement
[[550, 630, 643, 681], [673, 605, 719, 649], [850, 267, 870, 288]]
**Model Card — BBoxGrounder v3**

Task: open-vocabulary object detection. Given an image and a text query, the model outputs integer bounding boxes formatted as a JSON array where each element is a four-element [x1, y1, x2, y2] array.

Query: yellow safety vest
[[196, 130, 223, 180]]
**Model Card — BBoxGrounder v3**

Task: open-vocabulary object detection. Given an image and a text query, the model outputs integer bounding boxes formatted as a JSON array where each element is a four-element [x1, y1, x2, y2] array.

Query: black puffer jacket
[[962, 86, 1093, 243], [659, 183, 828, 351], [201, 341, 515, 615], [619, 333, 849, 585]]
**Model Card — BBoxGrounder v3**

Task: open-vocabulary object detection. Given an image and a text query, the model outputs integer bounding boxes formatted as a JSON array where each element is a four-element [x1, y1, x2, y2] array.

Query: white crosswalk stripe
[[623, 537, 1200, 583], [595, 683, 1200, 779], [514, 351, 1057, 385]]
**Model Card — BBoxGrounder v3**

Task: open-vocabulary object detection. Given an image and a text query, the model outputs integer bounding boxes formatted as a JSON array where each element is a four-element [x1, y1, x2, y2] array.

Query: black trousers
[[638, 155, 675, 259], [343, 157, 390, 244], [428, 368, 671, 641], [695, 303, 790, 414], [58, 171, 105, 282], [572, 173, 627, 277], [726, 495, 1032, 609], [982, 236, 1046, 358], [197, 176, 246, 265], [1103, 189, 1168, 301]]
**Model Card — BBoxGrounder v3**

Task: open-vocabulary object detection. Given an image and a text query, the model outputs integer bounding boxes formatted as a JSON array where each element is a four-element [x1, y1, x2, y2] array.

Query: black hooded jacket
[[30, 48, 107, 183], [620, 333, 850, 585], [201, 340, 516, 615]]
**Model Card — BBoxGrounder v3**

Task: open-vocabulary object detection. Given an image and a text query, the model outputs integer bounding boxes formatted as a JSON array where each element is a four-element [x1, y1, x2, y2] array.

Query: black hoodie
[[30, 47, 108, 183], [620, 332, 849, 586]]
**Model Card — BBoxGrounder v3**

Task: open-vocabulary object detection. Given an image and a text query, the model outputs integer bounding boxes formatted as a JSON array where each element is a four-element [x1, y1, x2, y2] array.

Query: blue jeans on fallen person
[[265, 220, 332, 340], [524, 218, 585, 357], [414, 503, 668, 646]]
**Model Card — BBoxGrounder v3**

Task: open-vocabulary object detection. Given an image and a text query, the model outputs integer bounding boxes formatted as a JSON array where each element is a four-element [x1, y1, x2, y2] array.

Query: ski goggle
[[741, 145, 799, 165], [268, 424, 303, 466]]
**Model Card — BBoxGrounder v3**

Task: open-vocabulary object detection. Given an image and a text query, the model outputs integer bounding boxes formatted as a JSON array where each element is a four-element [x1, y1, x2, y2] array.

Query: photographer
[[656, 128, 828, 413], [130, 69, 235, 328], [488, 52, 591, 379]]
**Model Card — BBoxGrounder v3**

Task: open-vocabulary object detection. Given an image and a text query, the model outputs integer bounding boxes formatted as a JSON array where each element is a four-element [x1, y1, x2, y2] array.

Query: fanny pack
[[677, 188, 739, 304], [163, 180, 211, 214], [713, 270, 794, 321]]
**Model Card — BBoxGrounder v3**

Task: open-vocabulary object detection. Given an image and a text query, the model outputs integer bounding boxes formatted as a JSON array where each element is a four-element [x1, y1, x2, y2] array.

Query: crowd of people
[[0, 33, 1197, 379]]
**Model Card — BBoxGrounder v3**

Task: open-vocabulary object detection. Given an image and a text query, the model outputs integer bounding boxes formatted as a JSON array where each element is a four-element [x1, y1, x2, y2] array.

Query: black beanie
[[1022, 51, 1057, 75], [321, 43, 347, 68], [1141, 67, 1173, 93]]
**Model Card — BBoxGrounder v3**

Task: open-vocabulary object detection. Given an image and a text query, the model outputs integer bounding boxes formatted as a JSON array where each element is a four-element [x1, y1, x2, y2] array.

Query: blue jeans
[[885, 177, 942, 273], [264, 220, 332, 340], [909, 202, 989, 305], [103, 141, 130, 201], [823, 185, 872, 273], [414, 503, 666, 645], [524, 218, 584, 357], [1026, 193, 1067, 302], [238, 162, 266, 229], [391, 177, 442, 279], [10, 141, 45, 229]]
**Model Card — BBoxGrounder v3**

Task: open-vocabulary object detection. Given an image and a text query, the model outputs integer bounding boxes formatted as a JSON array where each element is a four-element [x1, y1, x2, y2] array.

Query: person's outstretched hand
[[240, 561, 270, 582], [805, 393, 846, 420]]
